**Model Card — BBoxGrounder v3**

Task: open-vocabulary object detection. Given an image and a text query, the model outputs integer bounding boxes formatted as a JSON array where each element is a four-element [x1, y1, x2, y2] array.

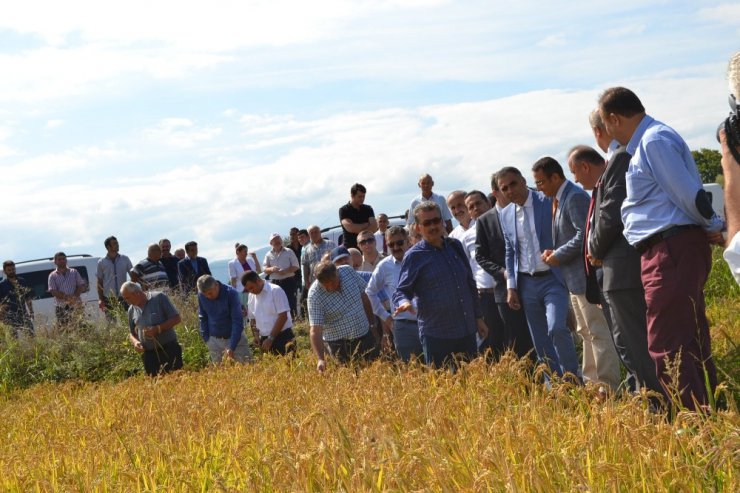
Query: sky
[[2, 0, 739, 264]]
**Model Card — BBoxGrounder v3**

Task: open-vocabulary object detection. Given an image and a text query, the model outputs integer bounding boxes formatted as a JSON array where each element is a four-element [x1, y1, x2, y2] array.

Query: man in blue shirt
[[598, 87, 724, 411], [197, 275, 252, 364], [393, 201, 488, 368]]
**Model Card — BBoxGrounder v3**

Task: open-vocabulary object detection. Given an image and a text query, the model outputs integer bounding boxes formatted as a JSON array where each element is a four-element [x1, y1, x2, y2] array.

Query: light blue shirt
[[621, 115, 723, 245], [406, 191, 453, 225], [366, 255, 416, 322]]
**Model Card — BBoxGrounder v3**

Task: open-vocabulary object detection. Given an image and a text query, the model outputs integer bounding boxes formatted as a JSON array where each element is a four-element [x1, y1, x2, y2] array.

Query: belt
[[518, 270, 551, 278], [477, 288, 495, 294], [634, 225, 701, 254], [212, 335, 230, 340]]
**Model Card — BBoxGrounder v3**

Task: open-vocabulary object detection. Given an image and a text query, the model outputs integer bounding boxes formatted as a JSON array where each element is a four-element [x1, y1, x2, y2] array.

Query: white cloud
[[537, 34, 567, 48], [45, 119, 64, 129], [143, 118, 222, 148]]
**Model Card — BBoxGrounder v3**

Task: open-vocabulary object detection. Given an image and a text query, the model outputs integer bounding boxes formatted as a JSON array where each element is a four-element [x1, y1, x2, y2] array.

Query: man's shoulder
[[478, 208, 498, 225]]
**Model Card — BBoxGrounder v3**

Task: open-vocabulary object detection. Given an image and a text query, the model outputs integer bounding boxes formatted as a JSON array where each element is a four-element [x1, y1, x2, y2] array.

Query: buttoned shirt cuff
[[506, 278, 516, 290]]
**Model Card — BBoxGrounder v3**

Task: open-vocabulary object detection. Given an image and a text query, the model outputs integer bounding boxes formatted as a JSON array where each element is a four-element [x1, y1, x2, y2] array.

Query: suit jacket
[[500, 190, 565, 290], [551, 181, 590, 295], [178, 256, 212, 292], [589, 147, 643, 291], [474, 207, 508, 303]]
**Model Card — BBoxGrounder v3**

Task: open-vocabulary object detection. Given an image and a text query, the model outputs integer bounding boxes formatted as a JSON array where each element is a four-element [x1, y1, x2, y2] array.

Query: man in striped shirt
[[47, 252, 87, 329], [130, 243, 170, 290]]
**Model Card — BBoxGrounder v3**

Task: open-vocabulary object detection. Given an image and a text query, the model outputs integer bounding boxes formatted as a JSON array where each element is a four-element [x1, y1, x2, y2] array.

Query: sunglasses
[[358, 238, 376, 245], [387, 240, 405, 248], [419, 216, 442, 227]]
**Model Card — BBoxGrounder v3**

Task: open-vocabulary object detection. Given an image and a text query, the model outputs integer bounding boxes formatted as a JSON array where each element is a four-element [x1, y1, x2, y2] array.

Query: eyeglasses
[[534, 179, 546, 186], [358, 238, 376, 245], [419, 216, 442, 227], [387, 240, 405, 248]]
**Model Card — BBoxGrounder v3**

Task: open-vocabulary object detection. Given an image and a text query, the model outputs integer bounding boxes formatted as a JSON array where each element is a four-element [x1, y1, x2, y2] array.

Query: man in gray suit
[[569, 143, 663, 397], [475, 173, 535, 359], [533, 157, 621, 391]]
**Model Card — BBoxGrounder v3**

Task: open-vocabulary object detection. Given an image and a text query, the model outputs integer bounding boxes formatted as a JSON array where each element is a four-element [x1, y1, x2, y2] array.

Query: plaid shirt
[[301, 240, 336, 283], [307, 266, 369, 341]]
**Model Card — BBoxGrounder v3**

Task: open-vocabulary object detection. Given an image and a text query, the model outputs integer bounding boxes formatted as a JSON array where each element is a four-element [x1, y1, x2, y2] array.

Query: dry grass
[[0, 352, 738, 491]]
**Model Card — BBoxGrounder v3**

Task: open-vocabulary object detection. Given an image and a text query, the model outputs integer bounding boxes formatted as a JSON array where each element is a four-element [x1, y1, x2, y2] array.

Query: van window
[[20, 267, 90, 300]]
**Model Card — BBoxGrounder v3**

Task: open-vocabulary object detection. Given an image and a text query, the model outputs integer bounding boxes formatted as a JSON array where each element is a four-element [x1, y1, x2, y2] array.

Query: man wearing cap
[[197, 274, 252, 363], [330, 246, 352, 267], [242, 270, 296, 355], [308, 261, 380, 371], [263, 233, 300, 318]]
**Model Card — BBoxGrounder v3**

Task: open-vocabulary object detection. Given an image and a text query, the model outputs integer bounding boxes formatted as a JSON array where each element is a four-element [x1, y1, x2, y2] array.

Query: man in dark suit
[[475, 174, 534, 359], [497, 167, 579, 379], [568, 142, 663, 396], [178, 241, 212, 294]]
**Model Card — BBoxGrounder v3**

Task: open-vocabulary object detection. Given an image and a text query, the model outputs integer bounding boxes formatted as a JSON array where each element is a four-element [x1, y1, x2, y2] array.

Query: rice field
[[0, 249, 738, 491]]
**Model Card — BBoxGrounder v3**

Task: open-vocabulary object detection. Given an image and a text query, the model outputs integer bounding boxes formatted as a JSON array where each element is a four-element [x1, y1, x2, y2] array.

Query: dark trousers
[[497, 301, 535, 361], [604, 288, 664, 396], [142, 340, 183, 377], [326, 330, 379, 364], [260, 328, 296, 355], [421, 332, 477, 369], [477, 291, 506, 359], [642, 228, 716, 410], [272, 277, 298, 318], [55, 305, 81, 328]]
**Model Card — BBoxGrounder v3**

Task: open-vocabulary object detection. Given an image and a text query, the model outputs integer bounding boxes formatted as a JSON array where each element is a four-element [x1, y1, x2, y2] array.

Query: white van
[[0, 254, 101, 328], [703, 183, 725, 223]]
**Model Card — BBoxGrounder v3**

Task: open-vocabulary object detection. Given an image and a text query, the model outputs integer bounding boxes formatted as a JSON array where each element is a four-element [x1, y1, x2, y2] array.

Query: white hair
[[120, 281, 142, 296], [729, 51, 740, 98]]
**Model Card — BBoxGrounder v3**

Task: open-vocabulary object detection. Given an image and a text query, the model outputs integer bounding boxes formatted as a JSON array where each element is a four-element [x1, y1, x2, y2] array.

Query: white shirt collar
[[555, 180, 568, 202]]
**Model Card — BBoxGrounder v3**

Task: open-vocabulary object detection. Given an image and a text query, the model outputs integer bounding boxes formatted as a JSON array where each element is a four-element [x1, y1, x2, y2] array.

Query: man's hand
[[380, 317, 393, 335], [132, 340, 145, 353], [260, 338, 273, 352], [98, 300, 106, 311], [586, 254, 603, 267], [143, 325, 159, 338], [224, 348, 235, 360], [317, 359, 326, 373], [393, 301, 416, 317], [476, 318, 489, 340], [541, 249, 560, 266], [706, 230, 725, 245], [507, 288, 521, 310]]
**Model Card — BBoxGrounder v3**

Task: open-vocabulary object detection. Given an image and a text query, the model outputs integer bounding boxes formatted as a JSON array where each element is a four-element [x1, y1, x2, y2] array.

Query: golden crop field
[[0, 250, 738, 491]]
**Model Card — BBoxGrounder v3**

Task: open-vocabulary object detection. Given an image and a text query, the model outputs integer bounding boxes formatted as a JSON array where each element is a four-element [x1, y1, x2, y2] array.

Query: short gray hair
[[589, 108, 604, 130], [412, 200, 441, 224], [386, 225, 407, 239], [197, 274, 217, 293], [120, 281, 143, 296]]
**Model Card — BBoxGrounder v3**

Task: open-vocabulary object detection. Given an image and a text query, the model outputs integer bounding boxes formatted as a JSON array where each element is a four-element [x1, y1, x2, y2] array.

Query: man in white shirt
[[242, 270, 295, 355], [263, 233, 300, 318], [463, 190, 507, 359], [407, 174, 453, 233], [447, 190, 472, 241]]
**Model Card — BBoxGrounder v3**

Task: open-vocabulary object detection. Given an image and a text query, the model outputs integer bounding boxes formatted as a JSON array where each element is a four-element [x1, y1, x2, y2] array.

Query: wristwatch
[[267, 335, 275, 342]]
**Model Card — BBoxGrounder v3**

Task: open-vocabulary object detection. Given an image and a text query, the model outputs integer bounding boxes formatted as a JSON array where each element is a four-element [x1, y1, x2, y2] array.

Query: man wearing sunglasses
[[357, 230, 386, 272], [497, 167, 580, 381], [393, 201, 488, 368]]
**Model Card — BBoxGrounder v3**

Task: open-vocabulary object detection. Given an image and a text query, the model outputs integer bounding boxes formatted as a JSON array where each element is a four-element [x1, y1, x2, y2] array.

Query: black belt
[[212, 335, 230, 340], [478, 288, 495, 294], [634, 225, 701, 254], [519, 270, 551, 278]]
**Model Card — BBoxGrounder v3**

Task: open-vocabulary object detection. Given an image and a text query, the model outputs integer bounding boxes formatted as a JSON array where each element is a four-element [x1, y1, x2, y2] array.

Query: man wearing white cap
[[263, 233, 300, 318]]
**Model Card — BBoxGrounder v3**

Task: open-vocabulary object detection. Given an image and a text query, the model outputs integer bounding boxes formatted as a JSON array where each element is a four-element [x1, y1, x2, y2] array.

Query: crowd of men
[[3, 79, 740, 413]]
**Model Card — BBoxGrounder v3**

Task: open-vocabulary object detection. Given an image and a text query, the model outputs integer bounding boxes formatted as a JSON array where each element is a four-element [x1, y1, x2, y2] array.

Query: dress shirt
[[197, 282, 244, 351], [406, 192, 453, 225], [621, 115, 723, 245], [449, 222, 470, 242], [48, 268, 86, 306], [97, 254, 132, 297], [461, 219, 494, 289], [263, 247, 299, 281], [366, 255, 416, 322], [247, 282, 292, 337], [307, 266, 370, 341], [301, 240, 336, 283], [393, 237, 481, 339], [513, 192, 550, 280]]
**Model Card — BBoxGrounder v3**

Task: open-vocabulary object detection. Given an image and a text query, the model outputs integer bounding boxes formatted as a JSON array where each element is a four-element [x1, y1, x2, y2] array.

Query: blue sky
[[2, 0, 739, 264]]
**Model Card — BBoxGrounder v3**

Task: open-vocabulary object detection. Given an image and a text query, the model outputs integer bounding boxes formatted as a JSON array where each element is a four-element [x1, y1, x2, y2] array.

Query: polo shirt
[[127, 292, 179, 351], [247, 282, 293, 337], [97, 254, 133, 298], [263, 248, 299, 281], [339, 202, 375, 248], [131, 258, 170, 289]]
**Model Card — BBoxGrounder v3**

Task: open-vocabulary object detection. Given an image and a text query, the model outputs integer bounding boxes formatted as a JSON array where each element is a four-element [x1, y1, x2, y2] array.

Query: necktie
[[552, 197, 559, 220], [520, 205, 538, 273], [382, 236, 387, 254], [584, 180, 601, 275]]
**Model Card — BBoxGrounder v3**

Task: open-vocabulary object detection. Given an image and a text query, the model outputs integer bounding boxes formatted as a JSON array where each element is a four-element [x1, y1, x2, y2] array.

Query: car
[[0, 254, 101, 328], [320, 214, 408, 246]]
